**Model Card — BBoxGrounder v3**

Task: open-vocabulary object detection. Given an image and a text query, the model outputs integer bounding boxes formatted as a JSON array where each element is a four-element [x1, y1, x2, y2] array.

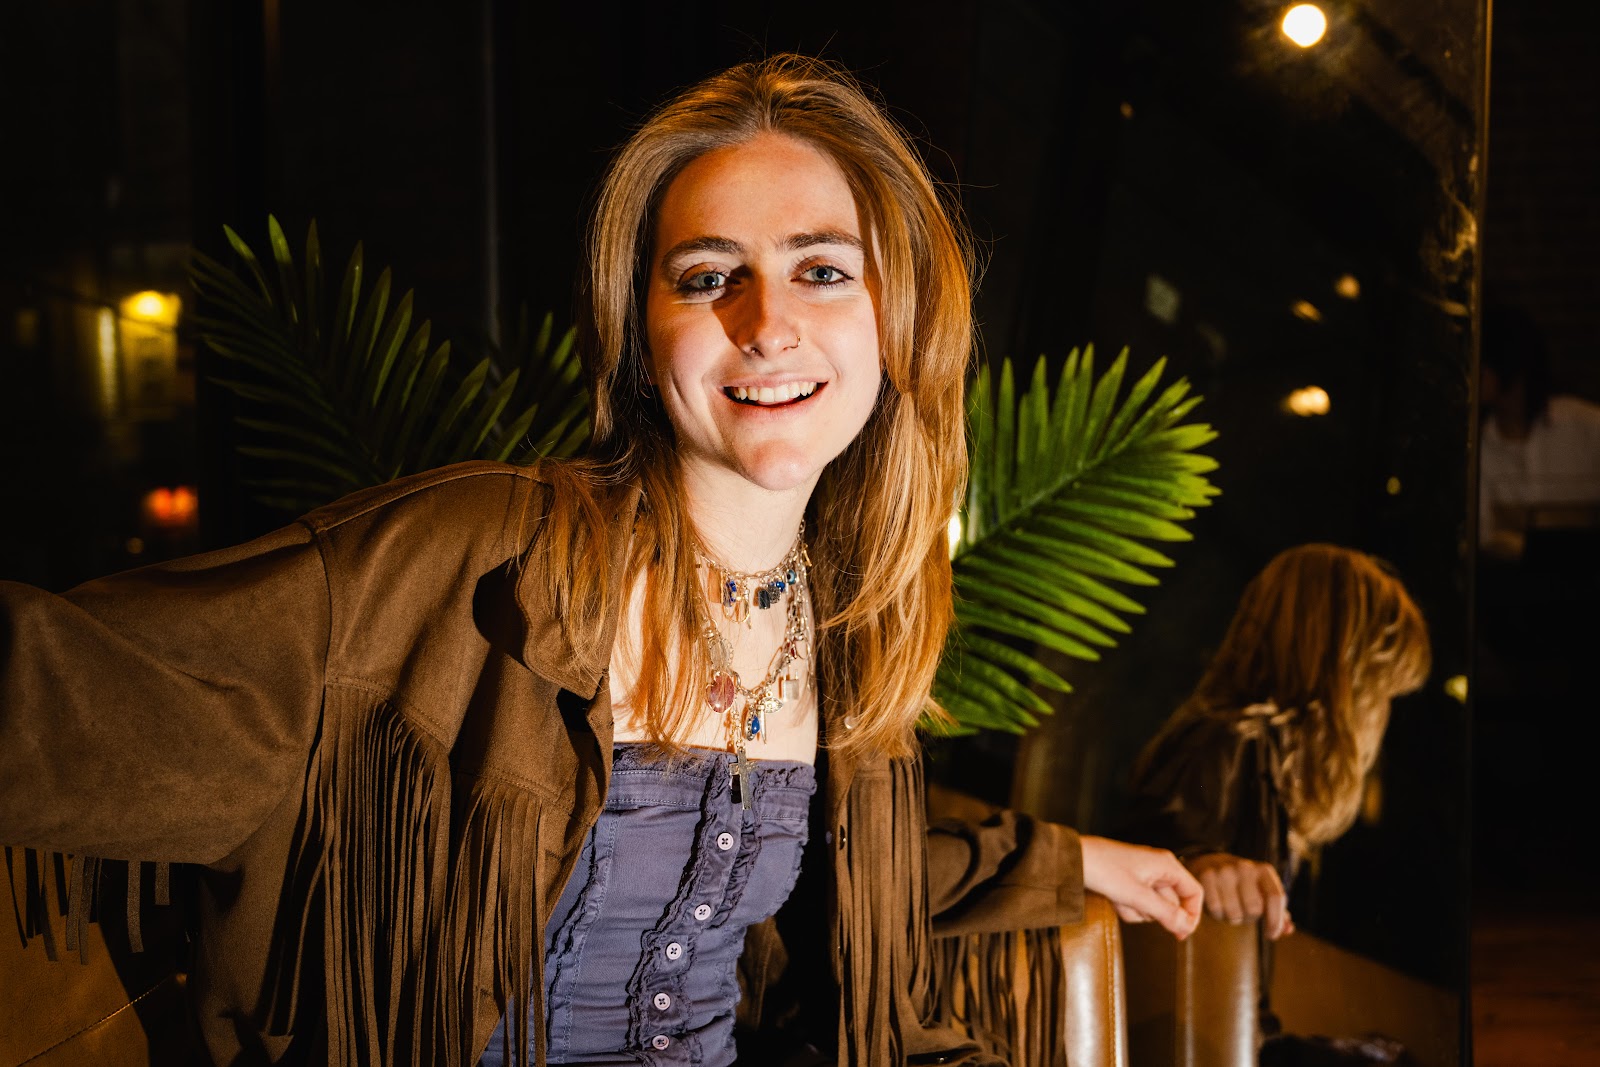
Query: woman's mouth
[[724, 381, 823, 407]]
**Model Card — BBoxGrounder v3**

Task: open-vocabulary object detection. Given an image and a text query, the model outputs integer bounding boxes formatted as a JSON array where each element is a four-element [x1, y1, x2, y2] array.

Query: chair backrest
[[1122, 915, 1259, 1067], [1060, 893, 1130, 1067]]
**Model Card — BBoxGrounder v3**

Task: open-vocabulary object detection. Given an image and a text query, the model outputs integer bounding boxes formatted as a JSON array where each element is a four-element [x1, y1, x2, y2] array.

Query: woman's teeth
[[728, 382, 819, 405]]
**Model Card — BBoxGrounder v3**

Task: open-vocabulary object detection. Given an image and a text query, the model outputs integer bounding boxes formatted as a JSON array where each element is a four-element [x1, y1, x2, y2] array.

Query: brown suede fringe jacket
[[0, 462, 1083, 1066]]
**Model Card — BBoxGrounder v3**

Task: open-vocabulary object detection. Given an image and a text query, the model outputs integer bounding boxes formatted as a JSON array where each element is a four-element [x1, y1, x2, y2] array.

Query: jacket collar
[[513, 479, 642, 700]]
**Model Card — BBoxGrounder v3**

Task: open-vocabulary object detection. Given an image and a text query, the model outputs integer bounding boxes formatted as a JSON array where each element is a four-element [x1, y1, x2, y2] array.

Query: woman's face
[[644, 132, 883, 497]]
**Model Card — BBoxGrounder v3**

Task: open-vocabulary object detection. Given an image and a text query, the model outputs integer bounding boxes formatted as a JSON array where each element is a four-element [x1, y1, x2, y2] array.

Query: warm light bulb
[[1335, 273, 1361, 299], [1284, 386, 1331, 417], [120, 290, 180, 325], [1385, 476, 1402, 496], [132, 292, 166, 318], [1282, 4, 1328, 47], [1444, 675, 1468, 704], [1291, 299, 1323, 323]]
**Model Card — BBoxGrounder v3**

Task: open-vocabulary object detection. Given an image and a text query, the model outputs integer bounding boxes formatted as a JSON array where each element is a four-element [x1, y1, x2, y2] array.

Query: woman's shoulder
[[301, 461, 548, 537]]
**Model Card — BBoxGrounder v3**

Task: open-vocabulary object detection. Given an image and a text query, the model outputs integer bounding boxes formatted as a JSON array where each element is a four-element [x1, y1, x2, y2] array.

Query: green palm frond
[[932, 348, 1220, 735], [190, 216, 589, 514]]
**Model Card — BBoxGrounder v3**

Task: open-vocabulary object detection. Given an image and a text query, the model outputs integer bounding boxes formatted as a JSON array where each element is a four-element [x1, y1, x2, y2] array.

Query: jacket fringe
[[7, 846, 171, 964], [930, 927, 1068, 1067], [837, 755, 932, 1066], [267, 690, 544, 1066]]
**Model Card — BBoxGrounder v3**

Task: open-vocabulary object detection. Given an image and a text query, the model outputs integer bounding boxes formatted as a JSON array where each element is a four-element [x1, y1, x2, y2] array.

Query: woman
[[1124, 544, 1431, 945], [2, 56, 1199, 1066]]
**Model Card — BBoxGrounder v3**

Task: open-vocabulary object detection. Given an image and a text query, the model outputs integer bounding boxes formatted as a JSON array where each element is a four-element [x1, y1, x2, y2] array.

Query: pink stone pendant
[[707, 670, 737, 713]]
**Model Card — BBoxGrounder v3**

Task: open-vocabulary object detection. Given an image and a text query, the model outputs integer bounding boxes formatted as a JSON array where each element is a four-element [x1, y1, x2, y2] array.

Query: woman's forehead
[[652, 133, 864, 253]]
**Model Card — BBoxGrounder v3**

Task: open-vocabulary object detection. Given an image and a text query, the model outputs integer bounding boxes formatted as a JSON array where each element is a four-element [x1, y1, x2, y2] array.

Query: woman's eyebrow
[[657, 230, 864, 273], [782, 230, 863, 252], [659, 235, 744, 267]]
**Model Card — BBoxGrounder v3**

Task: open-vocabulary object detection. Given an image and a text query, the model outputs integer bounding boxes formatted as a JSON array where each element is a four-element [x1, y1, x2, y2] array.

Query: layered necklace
[[693, 523, 812, 808]]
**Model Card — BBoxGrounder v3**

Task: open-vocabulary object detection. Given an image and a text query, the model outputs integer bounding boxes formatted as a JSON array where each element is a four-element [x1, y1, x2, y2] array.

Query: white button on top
[[652, 1034, 671, 1050], [665, 941, 683, 961], [653, 992, 672, 1010], [716, 832, 735, 851], [694, 903, 712, 921]]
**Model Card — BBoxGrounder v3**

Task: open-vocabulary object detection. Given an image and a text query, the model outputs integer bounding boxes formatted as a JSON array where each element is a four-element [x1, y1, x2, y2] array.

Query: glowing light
[[1145, 274, 1182, 325], [1335, 274, 1361, 299], [142, 485, 200, 529], [1386, 476, 1402, 496], [948, 513, 964, 556], [125, 537, 146, 556], [1284, 386, 1331, 417], [1444, 675, 1468, 704], [1360, 774, 1383, 826], [97, 306, 119, 414], [1119, 101, 1135, 119], [14, 308, 39, 348], [1291, 299, 1323, 323], [123, 290, 179, 324], [1282, 4, 1328, 47]]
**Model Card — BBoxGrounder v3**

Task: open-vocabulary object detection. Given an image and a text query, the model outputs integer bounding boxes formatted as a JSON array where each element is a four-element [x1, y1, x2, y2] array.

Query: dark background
[[2, 0, 1592, 1044]]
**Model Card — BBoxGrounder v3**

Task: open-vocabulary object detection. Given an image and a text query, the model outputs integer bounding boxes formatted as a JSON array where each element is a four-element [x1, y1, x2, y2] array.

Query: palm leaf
[[190, 216, 591, 514], [935, 348, 1219, 734]]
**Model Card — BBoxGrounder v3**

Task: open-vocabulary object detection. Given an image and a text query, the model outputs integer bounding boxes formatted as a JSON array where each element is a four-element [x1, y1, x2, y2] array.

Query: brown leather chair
[[1122, 914, 1259, 1067], [1, 857, 189, 1067], [933, 892, 1129, 1067]]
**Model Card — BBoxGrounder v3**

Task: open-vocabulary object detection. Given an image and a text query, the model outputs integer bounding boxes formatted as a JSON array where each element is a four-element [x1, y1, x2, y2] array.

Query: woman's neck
[[679, 463, 816, 571]]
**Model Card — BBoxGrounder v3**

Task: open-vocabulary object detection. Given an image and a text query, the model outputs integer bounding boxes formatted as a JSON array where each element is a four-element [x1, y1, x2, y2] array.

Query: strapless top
[[479, 743, 817, 1066]]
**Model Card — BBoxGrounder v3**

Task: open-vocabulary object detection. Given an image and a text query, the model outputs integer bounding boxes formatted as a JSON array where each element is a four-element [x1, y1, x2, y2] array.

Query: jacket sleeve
[[0, 522, 330, 865], [925, 785, 1084, 937]]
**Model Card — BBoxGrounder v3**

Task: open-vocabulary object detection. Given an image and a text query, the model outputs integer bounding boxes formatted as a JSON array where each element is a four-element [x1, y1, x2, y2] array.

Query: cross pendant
[[731, 746, 753, 810]]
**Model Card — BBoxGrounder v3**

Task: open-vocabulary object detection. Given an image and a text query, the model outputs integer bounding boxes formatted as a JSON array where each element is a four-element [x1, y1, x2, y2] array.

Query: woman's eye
[[681, 270, 728, 294], [801, 265, 849, 285]]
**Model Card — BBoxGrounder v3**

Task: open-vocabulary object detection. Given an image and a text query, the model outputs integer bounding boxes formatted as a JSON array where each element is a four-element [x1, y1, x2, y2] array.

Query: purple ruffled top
[[480, 742, 816, 1066]]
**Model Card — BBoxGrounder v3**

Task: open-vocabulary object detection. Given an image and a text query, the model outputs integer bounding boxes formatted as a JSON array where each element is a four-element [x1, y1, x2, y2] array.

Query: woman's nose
[[731, 277, 801, 358]]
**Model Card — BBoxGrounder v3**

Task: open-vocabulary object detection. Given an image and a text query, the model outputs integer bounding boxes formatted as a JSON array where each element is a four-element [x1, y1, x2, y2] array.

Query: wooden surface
[[1473, 895, 1600, 1067], [1272, 930, 1460, 1067]]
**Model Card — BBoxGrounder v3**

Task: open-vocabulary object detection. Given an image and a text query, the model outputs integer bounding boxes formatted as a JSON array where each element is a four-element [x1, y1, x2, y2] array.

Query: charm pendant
[[731, 746, 753, 810], [707, 670, 737, 713]]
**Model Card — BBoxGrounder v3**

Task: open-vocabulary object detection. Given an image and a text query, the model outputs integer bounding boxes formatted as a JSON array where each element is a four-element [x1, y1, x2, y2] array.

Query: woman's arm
[[0, 521, 331, 864]]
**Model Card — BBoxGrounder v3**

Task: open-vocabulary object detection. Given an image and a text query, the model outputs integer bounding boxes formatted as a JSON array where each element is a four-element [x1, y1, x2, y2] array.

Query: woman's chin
[[731, 444, 832, 496]]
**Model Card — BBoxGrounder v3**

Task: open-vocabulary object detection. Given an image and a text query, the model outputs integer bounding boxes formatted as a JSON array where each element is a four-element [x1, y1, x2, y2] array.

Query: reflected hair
[[1153, 544, 1431, 851], [535, 54, 973, 759]]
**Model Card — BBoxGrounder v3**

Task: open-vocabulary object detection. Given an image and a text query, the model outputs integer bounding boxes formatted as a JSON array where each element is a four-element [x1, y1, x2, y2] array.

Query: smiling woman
[[1, 54, 1203, 1067], [645, 134, 883, 502]]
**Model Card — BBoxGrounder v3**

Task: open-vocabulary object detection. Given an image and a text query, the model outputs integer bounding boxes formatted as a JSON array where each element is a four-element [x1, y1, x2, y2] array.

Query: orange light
[[142, 485, 200, 529], [1291, 299, 1323, 323], [1284, 386, 1331, 417], [1335, 274, 1361, 299]]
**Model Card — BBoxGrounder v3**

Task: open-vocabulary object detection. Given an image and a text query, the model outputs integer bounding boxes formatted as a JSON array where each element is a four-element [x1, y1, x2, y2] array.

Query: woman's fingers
[[1187, 852, 1291, 934], [1080, 836, 1202, 939]]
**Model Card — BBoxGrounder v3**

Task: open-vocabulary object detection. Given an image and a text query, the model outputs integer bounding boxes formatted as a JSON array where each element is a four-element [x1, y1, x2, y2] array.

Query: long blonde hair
[[533, 55, 974, 759], [1155, 544, 1431, 850]]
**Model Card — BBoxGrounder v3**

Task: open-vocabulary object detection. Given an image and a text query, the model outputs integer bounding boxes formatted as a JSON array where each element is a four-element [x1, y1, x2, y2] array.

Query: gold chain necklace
[[692, 526, 812, 808]]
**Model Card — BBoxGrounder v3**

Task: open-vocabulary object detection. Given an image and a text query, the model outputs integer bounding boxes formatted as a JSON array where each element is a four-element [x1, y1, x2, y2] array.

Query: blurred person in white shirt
[[1478, 305, 1600, 560]]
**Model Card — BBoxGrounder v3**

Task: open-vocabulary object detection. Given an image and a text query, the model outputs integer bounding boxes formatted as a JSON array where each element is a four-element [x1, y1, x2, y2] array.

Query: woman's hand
[[1080, 836, 1204, 939], [1185, 851, 1293, 939]]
